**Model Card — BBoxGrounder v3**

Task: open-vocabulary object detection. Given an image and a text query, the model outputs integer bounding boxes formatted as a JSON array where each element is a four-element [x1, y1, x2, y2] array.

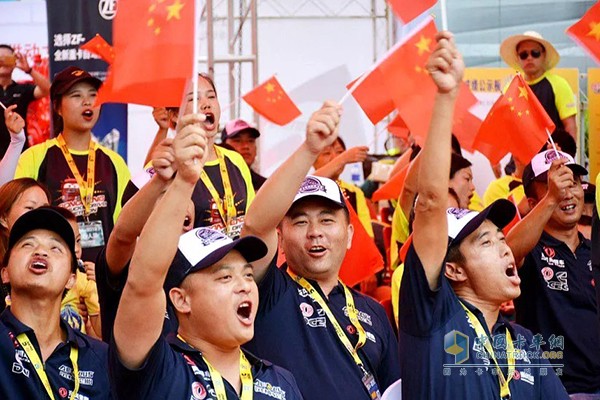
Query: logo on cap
[[447, 208, 471, 220], [195, 228, 227, 246], [71, 70, 85, 77], [299, 177, 326, 194], [544, 151, 567, 165]]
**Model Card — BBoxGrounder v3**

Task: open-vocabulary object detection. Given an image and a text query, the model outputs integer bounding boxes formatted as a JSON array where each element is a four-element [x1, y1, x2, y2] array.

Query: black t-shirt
[[0, 81, 35, 158]]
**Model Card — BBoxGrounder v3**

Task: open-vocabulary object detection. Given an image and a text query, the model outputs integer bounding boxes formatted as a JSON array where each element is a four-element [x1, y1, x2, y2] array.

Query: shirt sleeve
[[257, 256, 291, 315], [14, 146, 38, 179], [548, 74, 577, 120], [0, 130, 25, 185]]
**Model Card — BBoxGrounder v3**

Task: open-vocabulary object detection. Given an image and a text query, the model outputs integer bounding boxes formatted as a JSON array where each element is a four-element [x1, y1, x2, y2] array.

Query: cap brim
[[52, 76, 103, 99], [450, 199, 516, 246], [290, 193, 347, 211], [188, 235, 267, 275], [529, 163, 589, 187], [8, 208, 75, 255]]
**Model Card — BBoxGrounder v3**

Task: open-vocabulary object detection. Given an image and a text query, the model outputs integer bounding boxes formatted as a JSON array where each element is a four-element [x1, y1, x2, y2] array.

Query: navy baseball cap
[[221, 119, 260, 143], [6, 207, 76, 262], [446, 199, 516, 247], [164, 227, 268, 291], [522, 150, 587, 190], [50, 66, 102, 101]]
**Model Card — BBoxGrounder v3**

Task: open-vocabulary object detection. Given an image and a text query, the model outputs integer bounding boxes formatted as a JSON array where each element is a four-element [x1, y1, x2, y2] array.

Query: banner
[[46, 0, 128, 160], [588, 69, 600, 181]]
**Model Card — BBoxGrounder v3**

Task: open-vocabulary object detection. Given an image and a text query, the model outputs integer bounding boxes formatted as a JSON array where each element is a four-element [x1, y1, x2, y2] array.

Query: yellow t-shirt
[[483, 175, 525, 207], [60, 271, 100, 334], [390, 207, 410, 270]]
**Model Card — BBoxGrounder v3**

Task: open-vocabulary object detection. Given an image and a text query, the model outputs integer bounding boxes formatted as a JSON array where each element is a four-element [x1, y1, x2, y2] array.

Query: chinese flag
[[452, 110, 482, 153], [339, 197, 384, 287], [101, 0, 194, 107], [386, 0, 437, 24], [566, 2, 600, 64], [473, 74, 555, 165], [242, 76, 301, 125], [372, 163, 409, 202], [80, 34, 115, 64], [386, 114, 410, 138], [347, 69, 396, 125]]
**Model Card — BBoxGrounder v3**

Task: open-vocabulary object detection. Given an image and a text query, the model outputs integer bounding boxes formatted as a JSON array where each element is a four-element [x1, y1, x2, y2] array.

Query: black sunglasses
[[518, 49, 543, 60]]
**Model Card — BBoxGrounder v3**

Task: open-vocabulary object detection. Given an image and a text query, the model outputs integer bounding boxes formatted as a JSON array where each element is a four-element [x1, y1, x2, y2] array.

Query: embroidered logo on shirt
[[191, 382, 207, 400], [254, 379, 287, 400]]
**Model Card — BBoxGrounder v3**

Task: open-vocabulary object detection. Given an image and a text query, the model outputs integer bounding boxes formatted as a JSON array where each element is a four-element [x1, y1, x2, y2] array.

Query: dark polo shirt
[[398, 245, 569, 399], [515, 231, 600, 394]]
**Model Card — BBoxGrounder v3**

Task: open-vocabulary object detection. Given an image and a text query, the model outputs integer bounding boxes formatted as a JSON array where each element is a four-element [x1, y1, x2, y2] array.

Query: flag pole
[[192, 0, 201, 115], [440, 0, 448, 30], [0, 100, 7, 110], [546, 127, 559, 156]]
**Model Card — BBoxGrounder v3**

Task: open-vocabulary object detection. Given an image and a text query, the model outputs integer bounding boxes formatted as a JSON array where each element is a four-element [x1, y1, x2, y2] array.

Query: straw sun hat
[[500, 31, 560, 72]]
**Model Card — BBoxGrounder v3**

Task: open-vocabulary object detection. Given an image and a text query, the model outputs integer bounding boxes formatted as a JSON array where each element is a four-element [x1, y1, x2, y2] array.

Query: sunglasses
[[518, 49, 543, 60]]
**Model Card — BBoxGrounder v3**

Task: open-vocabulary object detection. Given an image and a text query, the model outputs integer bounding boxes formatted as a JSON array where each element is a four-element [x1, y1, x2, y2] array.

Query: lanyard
[[177, 335, 253, 400], [17, 333, 79, 400], [286, 269, 368, 372], [56, 134, 96, 217], [460, 302, 515, 399], [200, 146, 236, 235]]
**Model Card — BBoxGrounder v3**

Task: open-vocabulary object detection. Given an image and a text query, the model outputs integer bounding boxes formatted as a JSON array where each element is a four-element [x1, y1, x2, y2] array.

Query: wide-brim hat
[[500, 31, 560, 72]]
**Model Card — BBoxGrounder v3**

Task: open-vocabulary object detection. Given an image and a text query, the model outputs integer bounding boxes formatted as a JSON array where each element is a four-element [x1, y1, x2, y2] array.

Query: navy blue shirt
[[0, 308, 111, 399], [398, 245, 569, 399], [95, 247, 178, 342], [109, 333, 303, 399], [244, 261, 400, 400], [515, 231, 600, 393]]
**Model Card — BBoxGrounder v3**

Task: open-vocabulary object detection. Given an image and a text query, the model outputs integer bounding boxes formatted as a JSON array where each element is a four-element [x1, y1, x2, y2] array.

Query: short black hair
[[0, 44, 14, 53], [543, 129, 577, 158]]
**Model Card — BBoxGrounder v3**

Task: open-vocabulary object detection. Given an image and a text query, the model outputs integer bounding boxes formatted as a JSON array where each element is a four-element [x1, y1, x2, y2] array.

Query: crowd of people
[[0, 28, 598, 400]]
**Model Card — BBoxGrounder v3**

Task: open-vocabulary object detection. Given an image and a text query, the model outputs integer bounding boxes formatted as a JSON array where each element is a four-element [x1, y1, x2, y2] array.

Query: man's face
[[226, 131, 257, 166], [447, 220, 520, 304], [279, 197, 353, 283], [0, 47, 15, 77], [529, 175, 584, 230], [449, 167, 475, 209], [176, 250, 258, 347], [2, 229, 75, 299], [516, 40, 546, 79]]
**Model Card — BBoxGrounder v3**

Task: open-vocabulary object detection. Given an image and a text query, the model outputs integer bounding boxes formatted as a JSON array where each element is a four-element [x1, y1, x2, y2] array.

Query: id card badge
[[78, 220, 105, 248], [361, 371, 381, 400]]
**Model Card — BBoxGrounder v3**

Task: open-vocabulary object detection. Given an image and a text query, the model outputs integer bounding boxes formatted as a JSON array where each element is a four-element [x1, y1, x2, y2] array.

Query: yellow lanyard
[[177, 335, 253, 400], [460, 302, 515, 399], [17, 333, 80, 400], [200, 146, 237, 235], [56, 134, 96, 217], [287, 269, 368, 371]]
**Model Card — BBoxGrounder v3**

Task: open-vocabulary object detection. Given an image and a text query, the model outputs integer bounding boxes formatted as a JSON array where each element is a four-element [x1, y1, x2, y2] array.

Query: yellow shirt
[[60, 271, 100, 334], [483, 175, 525, 206]]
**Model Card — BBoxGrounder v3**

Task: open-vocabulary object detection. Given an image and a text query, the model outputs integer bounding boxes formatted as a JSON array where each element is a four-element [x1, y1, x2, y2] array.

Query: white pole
[[440, 0, 448, 31], [192, 0, 202, 114]]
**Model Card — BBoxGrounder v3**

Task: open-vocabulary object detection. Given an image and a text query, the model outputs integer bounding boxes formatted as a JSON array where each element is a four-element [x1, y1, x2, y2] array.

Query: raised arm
[[399, 150, 421, 219], [144, 107, 170, 166], [105, 138, 176, 274], [412, 32, 463, 290], [242, 101, 342, 282], [113, 114, 206, 369], [0, 105, 26, 185], [15, 52, 50, 98], [507, 159, 572, 266], [313, 145, 369, 179]]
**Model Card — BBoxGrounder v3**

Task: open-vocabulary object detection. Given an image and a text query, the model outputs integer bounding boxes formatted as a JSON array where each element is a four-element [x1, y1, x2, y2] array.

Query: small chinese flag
[[566, 2, 600, 64], [242, 76, 301, 125], [347, 69, 396, 125], [386, 114, 410, 139], [80, 34, 115, 64], [372, 163, 409, 202], [100, 0, 194, 107], [339, 197, 384, 287], [386, 0, 437, 24], [473, 74, 555, 165]]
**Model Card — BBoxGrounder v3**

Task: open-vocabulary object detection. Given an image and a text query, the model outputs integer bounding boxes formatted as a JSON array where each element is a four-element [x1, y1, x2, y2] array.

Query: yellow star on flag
[[265, 82, 275, 93], [587, 21, 600, 41], [415, 36, 432, 56], [518, 85, 528, 100], [166, 0, 185, 21]]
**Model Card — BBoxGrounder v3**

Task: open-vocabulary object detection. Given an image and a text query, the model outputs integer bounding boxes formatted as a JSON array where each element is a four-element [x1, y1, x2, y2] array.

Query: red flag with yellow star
[[386, 0, 437, 24], [103, 0, 194, 107], [80, 34, 115, 64], [473, 74, 555, 165], [242, 76, 301, 125], [567, 2, 600, 64]]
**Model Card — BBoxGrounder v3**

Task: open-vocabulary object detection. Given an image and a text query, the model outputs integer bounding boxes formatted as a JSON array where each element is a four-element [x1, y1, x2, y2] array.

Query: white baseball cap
[[290, 175, 347, 211], [446, 199, 516, 247], [522, 150, 587, 189]]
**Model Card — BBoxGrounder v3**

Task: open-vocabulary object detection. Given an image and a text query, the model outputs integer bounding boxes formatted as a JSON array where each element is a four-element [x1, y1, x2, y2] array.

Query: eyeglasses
[[518, 49, 543, 60]]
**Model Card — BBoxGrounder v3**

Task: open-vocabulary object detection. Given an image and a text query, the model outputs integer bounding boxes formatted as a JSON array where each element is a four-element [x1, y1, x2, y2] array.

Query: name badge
[[362, 371, 381, 400], [78, 220, 105, 248]]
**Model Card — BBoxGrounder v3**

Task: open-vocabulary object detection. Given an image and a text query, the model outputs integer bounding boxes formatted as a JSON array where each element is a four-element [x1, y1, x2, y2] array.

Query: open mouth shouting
[[504, 263, 520, 285], [29, 257, 49, 275], [308, 245, 327, 257], [203, 112, 216, 131], [82, 109, 94, 121], [236, 300, 253, 326]]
